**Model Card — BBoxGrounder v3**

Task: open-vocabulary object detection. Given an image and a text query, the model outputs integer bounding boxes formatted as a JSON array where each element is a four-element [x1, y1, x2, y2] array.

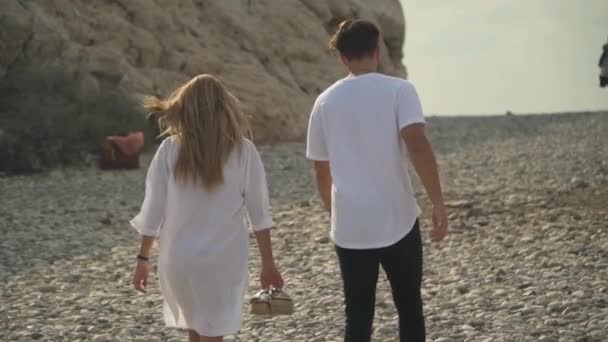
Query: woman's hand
[[132, 260, 150, 293], [254, 229, 284, 289], [260, 263, 284, 290]]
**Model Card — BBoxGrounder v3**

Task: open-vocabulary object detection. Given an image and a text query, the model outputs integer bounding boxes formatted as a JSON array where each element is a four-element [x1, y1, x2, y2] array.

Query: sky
[[400, 0, 608, 115]]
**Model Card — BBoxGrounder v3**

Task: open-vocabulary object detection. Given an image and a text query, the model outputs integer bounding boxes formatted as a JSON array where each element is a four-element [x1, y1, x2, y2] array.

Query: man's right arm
[[314, 161, 332, 211], [306, 99, 331, 211]]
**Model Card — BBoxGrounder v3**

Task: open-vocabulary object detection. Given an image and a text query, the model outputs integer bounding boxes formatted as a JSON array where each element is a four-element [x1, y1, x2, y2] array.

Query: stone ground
[[1, 112, 607, 341]]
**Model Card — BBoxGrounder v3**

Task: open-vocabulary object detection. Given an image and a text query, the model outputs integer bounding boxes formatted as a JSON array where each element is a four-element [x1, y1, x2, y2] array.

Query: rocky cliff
[[1, 0, 407, 142]]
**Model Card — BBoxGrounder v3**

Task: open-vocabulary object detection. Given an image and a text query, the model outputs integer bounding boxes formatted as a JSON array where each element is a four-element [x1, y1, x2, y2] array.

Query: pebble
[[434, 338, 455, 342], [37, 285, 57, 293], [92, 334, 111, 342], [547, 301, 564, 312], [572, 290, 586, 298]]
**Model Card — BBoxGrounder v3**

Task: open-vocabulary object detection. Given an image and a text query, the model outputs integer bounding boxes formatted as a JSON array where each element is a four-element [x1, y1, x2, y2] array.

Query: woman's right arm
[[137, 236, 156, 259], [130, 139, 170, 237], [133, 235, 155, 293], [130, 140, 170, 293]]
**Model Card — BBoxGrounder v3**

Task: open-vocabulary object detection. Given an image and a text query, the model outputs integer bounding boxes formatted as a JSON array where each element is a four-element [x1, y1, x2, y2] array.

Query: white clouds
[[401, 0, 608, 114]]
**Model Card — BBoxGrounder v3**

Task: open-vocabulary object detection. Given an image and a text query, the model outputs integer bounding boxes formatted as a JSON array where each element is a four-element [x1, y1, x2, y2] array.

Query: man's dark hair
[[329, 19, 380, 60]]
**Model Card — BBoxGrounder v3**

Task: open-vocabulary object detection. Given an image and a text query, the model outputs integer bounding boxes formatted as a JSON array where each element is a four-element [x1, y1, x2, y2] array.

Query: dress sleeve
[[396, 81, 426, 130], [243, 141, 274, 231], [129, 139, 170, 237]]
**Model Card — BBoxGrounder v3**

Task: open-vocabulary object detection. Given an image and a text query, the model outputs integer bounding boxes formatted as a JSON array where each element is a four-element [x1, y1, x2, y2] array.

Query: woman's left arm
[[243, 142, 284, 289]]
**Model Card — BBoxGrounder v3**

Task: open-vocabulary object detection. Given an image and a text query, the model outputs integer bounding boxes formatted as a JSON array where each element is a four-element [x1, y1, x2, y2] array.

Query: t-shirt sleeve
[[243, 141, 274, 231], [129, 139, 170, 237], [396, 81, 425, 130], [306, 100, 329, 161]]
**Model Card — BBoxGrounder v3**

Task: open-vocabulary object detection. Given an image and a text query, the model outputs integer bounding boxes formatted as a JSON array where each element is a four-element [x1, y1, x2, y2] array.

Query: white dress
[[130, 137, 273, 336]]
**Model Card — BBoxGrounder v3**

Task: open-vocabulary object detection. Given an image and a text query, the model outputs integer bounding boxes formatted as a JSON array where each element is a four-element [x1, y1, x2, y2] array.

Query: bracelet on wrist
[[136, 255, 149, 262]]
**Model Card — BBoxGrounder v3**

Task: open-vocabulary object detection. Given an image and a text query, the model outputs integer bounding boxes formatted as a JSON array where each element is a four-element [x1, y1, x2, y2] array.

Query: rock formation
[[0, 0, 407, 142]]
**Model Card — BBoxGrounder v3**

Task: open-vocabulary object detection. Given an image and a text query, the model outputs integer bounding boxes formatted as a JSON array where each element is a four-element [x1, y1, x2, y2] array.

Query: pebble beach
[[1, 112, 607, 342]]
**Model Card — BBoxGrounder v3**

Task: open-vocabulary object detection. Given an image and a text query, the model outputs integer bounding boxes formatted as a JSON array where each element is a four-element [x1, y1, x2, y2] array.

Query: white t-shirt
[[306, 72, 425, 249]]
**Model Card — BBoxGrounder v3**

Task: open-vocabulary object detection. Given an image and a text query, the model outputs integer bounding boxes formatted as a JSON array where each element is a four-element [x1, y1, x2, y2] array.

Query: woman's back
[[129, 74, 282, 339], [166, 137, 269, 242], [131, 137, 271, 246]]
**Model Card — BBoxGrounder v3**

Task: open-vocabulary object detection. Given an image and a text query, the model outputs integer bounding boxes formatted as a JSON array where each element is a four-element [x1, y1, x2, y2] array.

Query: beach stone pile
[[1, 112, 607, 341]]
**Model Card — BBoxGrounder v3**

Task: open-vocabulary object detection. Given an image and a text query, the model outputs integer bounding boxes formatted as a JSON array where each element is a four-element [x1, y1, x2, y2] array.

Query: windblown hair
[[329, 19, 380, 60], [144, 74, 250, 190]]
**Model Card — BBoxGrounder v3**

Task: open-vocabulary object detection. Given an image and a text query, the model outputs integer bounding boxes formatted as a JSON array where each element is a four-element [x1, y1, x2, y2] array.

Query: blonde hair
[[144, 74, 250, 190]]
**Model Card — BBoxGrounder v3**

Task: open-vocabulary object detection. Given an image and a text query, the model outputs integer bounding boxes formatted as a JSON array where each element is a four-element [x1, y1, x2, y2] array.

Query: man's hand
[[430, 204, 448, 241]]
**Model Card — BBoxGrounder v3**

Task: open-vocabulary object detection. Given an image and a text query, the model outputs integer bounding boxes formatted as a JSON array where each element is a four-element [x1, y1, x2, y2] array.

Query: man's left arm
[[401, 124, 448, 242], [396, 82, 447, 242]]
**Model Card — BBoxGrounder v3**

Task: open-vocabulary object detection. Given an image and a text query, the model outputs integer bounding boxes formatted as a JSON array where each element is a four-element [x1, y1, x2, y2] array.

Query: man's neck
[[347, 58, 378, 76], [349, 68, 377, 76]]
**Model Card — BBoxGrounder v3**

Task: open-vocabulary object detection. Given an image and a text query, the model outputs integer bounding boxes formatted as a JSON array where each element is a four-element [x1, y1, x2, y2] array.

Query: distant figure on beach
[[130, 75, 283, 342], [599, 37, 608, 88], [306, 20, 448, 342]]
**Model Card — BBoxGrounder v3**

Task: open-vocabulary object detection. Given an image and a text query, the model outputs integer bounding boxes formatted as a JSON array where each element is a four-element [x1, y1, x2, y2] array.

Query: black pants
[[336, 220, 425, 342]]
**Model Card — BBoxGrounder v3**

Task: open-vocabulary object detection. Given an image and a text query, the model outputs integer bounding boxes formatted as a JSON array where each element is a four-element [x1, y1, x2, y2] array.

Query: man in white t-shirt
[[306, 19, 448, 342]]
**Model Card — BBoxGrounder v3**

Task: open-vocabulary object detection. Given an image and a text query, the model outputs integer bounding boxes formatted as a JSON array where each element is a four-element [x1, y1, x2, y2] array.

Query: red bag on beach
[[98, 132, 144, 170]]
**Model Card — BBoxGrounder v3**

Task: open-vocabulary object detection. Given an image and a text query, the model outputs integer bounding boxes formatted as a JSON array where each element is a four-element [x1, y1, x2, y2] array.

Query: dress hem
[[165, 322, 240, 337]]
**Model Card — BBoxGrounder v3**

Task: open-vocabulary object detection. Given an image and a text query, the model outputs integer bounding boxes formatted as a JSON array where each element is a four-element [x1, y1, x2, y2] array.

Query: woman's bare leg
[[199, 336, 223, 342], [188, 330, 200, 342]]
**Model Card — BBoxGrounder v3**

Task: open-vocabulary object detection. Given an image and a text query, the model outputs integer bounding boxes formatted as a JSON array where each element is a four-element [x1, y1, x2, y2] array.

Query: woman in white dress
[[130, 74, 284, 342]]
